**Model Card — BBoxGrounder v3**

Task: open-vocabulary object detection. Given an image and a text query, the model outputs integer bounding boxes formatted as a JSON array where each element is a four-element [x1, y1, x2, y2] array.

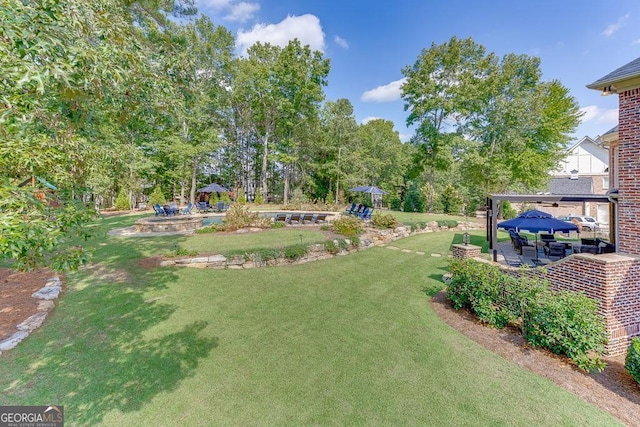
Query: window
[[603, 176, 609, 190]]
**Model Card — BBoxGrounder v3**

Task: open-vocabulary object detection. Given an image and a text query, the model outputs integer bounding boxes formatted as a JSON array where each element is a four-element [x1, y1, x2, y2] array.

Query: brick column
[[617, 88, 640, 254], [452, 244, 481, 259]]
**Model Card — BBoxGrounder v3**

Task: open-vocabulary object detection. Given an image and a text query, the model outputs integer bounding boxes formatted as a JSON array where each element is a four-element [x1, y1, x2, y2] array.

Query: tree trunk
[[189, 157, 198, 204], [261, 132, 269, 201], [428, 167, 434, 213], [283, 164, 290, 204]]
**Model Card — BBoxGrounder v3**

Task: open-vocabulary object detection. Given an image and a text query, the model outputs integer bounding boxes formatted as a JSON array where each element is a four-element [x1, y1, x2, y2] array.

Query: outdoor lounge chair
[[154, 204, 166, 216], [274, 213, 289, 223], [301, 213, 316, 224], [180, 202, 193, 215], [359, 207, 374, 220], [345, 203, 357, 215], [288, 213, 301, 224], [314, 213, 328, 223]]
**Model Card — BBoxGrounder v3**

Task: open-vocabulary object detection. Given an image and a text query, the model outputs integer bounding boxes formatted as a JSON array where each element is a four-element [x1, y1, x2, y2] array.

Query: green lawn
[[0, 215, 621, 426]]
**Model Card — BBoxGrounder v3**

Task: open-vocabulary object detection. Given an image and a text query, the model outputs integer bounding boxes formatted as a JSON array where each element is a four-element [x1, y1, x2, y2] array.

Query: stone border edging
[[0, 277, 62, 355], [161, 221, 482, 269]]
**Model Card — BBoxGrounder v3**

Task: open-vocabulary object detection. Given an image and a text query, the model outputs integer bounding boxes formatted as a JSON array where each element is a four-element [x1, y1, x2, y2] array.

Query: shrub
[[324, 240, 339, 255], [254, 188, 264, 204], [439, 184, 463, 215], [332, 215, 364, 237], [114, 191, 131, 211], [389, 196, 402, 211], [371, 212, 398, 229], [236, 187, 247, 204], [148, 186, 166, 206], [283, 244, 307, 260], [436, 219, 458, 228], [625, 337, 640, 384], [502, 200, 517, 219], [270, 221, 286, 229], [448, 258, 607, 372], [250, 248, 281, 263], [403, 182, 425, 212], [220, 204, 271, 231], [522, 290, 607, 372], [209, 192, 219, 206]]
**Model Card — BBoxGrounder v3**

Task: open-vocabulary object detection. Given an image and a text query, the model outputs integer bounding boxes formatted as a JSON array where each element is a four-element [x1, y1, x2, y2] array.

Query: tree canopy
[[1, 6, 582, 271]]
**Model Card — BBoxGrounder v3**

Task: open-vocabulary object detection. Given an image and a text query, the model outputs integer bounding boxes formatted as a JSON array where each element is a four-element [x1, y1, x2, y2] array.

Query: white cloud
[[236, 14, 325, 55], [361, 116, 382, 124], [398, 133, 412, 142], [196, 0, 231, 9], [580, 105, 619, 124], [361, 78, 407, 102], [225, 2, 259, 22], [334, 35, 348, 49], [632, 39, 640, 45], [602, 13, 630, 37]]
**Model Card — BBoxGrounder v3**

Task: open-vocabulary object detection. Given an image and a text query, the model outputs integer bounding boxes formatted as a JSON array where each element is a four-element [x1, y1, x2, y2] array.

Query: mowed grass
[[0, 216, 621, 426]]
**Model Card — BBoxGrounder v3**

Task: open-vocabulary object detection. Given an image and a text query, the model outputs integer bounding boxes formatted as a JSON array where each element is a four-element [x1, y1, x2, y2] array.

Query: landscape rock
[[17, 312, 48, 332], [0, 331, 29, 351]]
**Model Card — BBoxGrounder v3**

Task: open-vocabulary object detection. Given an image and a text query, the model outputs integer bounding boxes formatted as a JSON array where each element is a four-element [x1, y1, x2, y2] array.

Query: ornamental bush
[[522, 290, 607, 372], [331, 215, 363, 237], [148, 186, 166, 206], [625, 337, 640, 384], [114, 191, 131, 211], [448, 258, 607, 372], [371, 212, 398, 229]]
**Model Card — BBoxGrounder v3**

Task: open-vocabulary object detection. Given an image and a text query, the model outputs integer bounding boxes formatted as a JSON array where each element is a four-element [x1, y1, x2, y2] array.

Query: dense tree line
[[0, 2, 580, 270]]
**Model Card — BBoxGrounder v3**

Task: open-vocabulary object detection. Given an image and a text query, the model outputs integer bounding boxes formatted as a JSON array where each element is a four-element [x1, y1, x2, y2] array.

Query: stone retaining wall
[[162, 221, 480, 269]]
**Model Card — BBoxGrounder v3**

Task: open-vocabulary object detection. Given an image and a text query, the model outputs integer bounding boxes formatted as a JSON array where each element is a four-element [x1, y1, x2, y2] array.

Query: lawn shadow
[[1, 237, 217, 424]]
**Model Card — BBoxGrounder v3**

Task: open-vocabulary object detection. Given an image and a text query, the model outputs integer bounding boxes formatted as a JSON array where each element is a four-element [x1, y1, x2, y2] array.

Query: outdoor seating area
[[344, 203, 374, 220], [273, 212, 329, 225], [196, 201, 230, 213]]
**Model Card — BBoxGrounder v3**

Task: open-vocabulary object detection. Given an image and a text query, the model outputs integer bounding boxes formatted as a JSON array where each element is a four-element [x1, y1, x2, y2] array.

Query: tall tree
[[402, 37, 493, 211], [462, 53, 582, 194], [231, 40, 329, 202]]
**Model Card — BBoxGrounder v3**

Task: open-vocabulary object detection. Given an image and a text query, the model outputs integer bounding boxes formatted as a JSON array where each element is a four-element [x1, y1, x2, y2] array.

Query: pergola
[[486, 193, 612, 262]]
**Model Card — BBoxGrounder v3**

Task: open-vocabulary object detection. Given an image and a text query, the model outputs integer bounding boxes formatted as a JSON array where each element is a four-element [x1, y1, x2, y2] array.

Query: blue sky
[[195, 0, 640, 142]]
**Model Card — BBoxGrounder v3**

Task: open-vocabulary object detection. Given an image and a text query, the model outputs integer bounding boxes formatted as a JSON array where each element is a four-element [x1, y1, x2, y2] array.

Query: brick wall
[[453, 251, 640, 356], [617, 88, 640, 255]]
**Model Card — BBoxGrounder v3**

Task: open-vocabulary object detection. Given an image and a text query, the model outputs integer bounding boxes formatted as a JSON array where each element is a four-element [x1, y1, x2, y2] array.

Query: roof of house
[[602, 125, 618, 136], [587, 56, 640, 90], [548, 176, 593, 195]]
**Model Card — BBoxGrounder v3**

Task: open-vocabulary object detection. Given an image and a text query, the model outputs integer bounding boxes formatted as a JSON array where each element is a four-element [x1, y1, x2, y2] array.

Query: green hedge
[[625, 337, 640, 384], [447, 258, 607, 372]]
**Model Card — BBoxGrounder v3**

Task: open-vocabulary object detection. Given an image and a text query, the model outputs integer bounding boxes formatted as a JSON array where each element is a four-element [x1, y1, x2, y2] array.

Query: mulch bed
[[431, 290, 640, 426]]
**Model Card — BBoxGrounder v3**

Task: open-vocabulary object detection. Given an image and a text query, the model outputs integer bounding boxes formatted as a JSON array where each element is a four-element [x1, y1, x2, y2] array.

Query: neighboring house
[[546, 135, 610, 224]]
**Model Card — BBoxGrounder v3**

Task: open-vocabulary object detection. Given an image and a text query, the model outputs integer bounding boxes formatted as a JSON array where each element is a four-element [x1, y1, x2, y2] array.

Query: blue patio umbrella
[[198, 183, 229, 193], [498, 209, 579, 260], [497, 209, 579, 234]]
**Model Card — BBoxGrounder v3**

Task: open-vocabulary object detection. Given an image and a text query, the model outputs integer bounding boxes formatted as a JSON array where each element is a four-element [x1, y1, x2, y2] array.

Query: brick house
[[478, 57, 640, 356]]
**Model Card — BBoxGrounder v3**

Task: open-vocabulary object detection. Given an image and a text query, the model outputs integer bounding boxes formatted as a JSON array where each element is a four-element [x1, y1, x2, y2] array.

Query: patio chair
[[273, 213, 289, 223], [288, 213, 301, 224], [360, 207, 374, 220], [545, 242, 566, 261], [196, 202, 210, 213], [154, 204, 167, 216], [345, 203, 357, 215], [215, 201, 225, 212], [314, 213, 329, 224], [301, 213, 316, 224], [164, 203, 179, 216], [180, 202, 193, 215]]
